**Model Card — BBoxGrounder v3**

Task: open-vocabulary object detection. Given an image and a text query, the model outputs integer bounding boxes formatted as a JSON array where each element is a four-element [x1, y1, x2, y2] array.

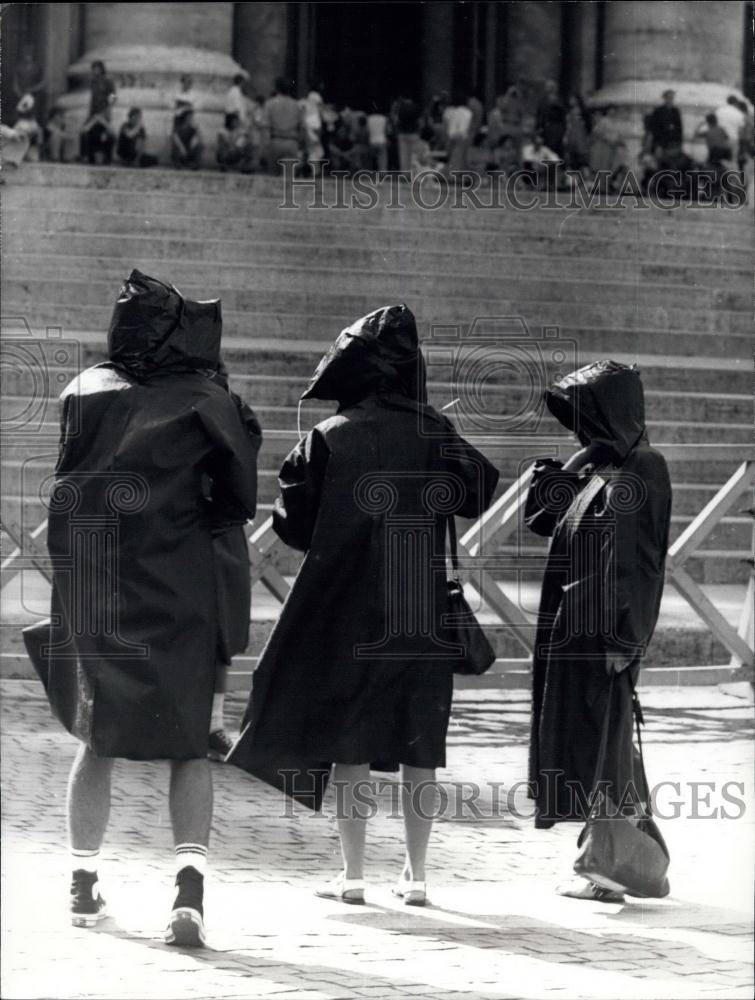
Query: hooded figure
[[24, 270, 260, 760], [524, 360, 671, 829], [229, 304, 499, 809]]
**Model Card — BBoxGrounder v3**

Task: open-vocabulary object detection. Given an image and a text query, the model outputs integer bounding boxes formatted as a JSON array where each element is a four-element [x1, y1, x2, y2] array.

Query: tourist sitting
[[80, 118, 114, 165], [117, 108, 158, 167], [216, 112, 254, 172], [43, 106, 67, 161], [13, 93, 42, 162], [351, 114, 371, 171], [329, 117, 354, 172], [171, 107, 203, 169], [521, 132, 560, 186], [491, 134, 522, 175]]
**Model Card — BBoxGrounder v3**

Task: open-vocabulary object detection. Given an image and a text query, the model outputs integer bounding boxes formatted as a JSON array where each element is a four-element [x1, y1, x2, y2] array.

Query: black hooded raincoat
[[229, 305, 499, 807], [524, 360, 671, 827], [24, 270, 260, 759]]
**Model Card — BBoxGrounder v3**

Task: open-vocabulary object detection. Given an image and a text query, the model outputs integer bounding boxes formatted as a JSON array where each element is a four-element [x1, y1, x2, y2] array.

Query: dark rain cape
[[228, 304, 500, 808], [23, 270, 261, 759], [524, 360, 672, 827]]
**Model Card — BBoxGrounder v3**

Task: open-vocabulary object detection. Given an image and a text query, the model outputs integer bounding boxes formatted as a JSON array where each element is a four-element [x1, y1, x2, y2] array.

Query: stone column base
[[58, 44, 246, 166], [588, 79, 750, 165]]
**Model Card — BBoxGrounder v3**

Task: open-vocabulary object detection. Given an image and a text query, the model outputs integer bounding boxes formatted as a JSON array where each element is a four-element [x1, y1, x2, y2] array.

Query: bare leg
[[169, 759, 213, 847], [67, 743, 114, 850], [332, 762, 370, 879], [400, 765, 437, 882]]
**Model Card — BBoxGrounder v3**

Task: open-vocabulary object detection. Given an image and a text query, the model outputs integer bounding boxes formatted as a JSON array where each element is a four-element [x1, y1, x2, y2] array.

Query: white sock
[[71, 848, 100, 874], [210, 693, 225, 732], [175, 843, 207, 877]]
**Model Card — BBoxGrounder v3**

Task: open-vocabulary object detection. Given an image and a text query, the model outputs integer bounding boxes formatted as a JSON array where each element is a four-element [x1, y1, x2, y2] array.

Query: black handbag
[[444, 516, 496, 676], [574, 674, 670, 898]]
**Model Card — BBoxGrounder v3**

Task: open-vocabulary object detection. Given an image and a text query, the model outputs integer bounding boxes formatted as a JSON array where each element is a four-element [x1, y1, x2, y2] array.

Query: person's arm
[[272, 428, 330, 551], [195, 392, 260, 523], [523, 458, 584, 537], [440, 420, 500, 519]]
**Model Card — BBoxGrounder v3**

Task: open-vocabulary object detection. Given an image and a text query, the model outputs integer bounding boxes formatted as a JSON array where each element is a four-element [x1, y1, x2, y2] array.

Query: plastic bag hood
[[107, 269, 222, 378], [545, 359, 646, 462], [301, 304, 427, 407]]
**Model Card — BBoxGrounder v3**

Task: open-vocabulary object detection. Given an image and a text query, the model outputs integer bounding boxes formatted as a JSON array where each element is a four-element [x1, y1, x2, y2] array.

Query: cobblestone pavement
[[2, 680, 753, 1000]]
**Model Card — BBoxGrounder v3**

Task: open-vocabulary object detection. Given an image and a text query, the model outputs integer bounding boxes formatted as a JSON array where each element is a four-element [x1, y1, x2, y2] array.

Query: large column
[[58, 3, 245, 164], [563, 1, 599, 98], [589, 0, 748, 159], [505, 0, 562, 107], [233, 2, 290, 100], [420, 1, 456, 101]]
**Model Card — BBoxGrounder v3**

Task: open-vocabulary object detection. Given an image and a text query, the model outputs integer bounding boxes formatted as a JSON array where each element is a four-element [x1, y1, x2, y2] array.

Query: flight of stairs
[[2, 163, 752, 681]]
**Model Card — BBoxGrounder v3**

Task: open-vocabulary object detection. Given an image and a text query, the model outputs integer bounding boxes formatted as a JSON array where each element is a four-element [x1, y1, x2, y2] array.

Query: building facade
[[1, 1, 751, 160]]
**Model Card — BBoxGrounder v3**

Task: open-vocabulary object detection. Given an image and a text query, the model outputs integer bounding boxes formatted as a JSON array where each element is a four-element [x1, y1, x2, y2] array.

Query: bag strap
[[593, 670, 653, 814], [591, 671, 615, 790], [631, 686, 653, 814], [447, 515, 460, 577]]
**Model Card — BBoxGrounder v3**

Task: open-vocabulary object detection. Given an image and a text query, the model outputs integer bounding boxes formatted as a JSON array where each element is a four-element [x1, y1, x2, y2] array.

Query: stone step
[[1, 365, 750, 431], [3, 286, 751, 336], [5, 164, 753, 239], [3, 395, 749, 446], [6, 249, 752, 315], [1, 358, 750, 439], [4, 208, 753, 275], [1, 443, 748, 499]]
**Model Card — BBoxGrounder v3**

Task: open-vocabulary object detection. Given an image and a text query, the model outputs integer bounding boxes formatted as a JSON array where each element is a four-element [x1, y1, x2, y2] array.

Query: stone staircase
[[1, 163, 752, 681]]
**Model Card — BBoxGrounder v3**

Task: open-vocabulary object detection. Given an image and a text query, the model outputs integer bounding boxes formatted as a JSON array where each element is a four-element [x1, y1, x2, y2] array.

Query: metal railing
[[3, 460, 753, 678]]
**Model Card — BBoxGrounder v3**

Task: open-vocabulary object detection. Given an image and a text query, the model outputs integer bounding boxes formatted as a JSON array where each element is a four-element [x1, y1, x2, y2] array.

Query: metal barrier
[[3, 460, 753, 676]]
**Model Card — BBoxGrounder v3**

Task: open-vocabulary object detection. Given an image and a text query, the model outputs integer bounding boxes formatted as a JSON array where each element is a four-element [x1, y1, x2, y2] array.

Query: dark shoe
[[208, 728, 233, 762], [165, 866, 206, 947], [70, 869, 107, 927]]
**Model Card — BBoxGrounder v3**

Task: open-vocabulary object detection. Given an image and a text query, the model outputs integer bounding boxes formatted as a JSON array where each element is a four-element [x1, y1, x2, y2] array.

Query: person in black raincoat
[[524, 359, 671, 901], [23, 270, 259, 946], [229, 304, 499, 905]]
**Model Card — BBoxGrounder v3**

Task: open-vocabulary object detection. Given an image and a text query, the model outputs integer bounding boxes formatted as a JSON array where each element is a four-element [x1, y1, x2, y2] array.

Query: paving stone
[[1, 680, 752, 1000]]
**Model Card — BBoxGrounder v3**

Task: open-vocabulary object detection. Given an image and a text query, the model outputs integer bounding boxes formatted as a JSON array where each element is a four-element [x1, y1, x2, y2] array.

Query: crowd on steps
[[3, 59, 752, 198]]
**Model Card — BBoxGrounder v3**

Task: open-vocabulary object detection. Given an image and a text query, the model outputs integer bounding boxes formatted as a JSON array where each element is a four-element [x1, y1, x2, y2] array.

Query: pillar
[[589, 0, 748, 160], [563, 1, 599, 98], [505, 0, 562, 109], [420, 1, 456, 101], [58, 2, 245, 164], [233, 2, 290, 100]]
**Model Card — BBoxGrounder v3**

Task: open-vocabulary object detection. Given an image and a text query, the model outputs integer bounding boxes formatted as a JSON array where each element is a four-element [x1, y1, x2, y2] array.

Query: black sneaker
[[208, 728, 233, 762], [165, 866, 206, 947], [70, 869, 107, 927]]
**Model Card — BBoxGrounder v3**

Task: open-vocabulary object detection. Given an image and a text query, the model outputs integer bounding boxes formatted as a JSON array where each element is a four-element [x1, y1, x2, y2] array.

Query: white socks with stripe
[[175, 843, 207, 877], [71, 848, 100, 874]]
